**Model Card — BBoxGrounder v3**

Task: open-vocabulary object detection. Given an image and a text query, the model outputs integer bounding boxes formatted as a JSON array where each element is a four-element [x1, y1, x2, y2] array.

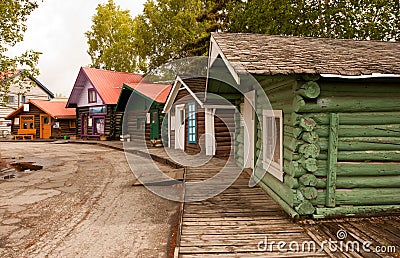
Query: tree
[[133, 0, 208, 73], [86, 0, 138, 73], [182, 0, 238, 57], [227, 0, 400, 41], [0, 0, 41, 96]]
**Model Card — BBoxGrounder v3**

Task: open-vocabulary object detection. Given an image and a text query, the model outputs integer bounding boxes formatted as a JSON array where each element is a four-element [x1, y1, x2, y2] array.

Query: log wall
[[253, 74, 400, 218]]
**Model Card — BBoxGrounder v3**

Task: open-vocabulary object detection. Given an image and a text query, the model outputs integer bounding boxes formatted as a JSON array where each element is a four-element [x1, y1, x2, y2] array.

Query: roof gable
[[163, 76, 206, 113], [210, 33, 400, 79], [67, 67, 142, 107], [1, 69, 54, 98]]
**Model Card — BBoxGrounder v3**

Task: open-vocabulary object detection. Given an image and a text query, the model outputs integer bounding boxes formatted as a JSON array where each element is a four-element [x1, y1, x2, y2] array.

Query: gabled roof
[[163, 76, 206, 113], [210, 33, 400, 82], [1, 69, 54, 98], [67, 67, 142, 107], [116, 82, 172, 112], [6, 100, 76, 119]]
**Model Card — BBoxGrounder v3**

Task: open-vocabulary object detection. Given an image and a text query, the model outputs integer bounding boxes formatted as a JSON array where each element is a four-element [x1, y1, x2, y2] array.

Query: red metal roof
[[83, 67, 142, 104], [125, 82, 172, 104], [6, 100, 76, 119]]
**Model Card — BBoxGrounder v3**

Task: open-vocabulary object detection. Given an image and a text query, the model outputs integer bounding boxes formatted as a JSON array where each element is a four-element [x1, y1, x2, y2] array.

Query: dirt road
[[0, 142, 179, 257]]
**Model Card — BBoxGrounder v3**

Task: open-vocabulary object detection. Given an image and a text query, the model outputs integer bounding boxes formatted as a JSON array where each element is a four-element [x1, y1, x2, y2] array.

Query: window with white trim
[[188, 102, 196, 144], [262, 110, 283, 181]]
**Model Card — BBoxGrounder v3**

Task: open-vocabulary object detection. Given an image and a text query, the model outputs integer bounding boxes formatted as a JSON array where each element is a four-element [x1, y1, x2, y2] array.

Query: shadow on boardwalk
[[69, 141, 400, 258]]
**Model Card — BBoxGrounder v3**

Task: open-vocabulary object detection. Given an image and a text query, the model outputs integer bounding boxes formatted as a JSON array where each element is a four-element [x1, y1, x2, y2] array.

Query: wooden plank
[[326, 113, 339, 207]]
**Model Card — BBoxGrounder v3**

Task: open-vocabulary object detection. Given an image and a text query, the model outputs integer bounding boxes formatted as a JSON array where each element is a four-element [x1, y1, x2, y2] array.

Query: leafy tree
[[228, 0, 399, 41], [0, 0, 41, 96], [86, 0, 138, 73], [133, 0, 208, 73]]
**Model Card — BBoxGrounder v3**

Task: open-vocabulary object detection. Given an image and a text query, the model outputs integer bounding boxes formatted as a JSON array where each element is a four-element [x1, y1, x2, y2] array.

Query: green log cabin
[[116, 82, 171, 145], [206, 32, 400, 219]]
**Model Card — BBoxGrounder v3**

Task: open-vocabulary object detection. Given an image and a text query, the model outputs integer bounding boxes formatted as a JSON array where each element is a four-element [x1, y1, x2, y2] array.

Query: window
[[262, 110, 283, 181], [69, 120, 76, 128], [20, 115, 34, 129], [2, 95, 15, 104], [19, 94, 26, 103], [89, 106, 106, 114], [188, 102, 196, 144], [137, 117, 145, 131], [93, 117, 105, 135], [88, 88, 97, 103]]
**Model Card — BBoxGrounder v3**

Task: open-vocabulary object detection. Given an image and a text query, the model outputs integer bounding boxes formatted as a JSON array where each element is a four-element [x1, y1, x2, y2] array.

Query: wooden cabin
[[66, 67, 142, 140], [207, 32, 400, 219], [5, 100, 76, 139], [0, 69, 54, 135], [163, 76, 235, 158], [115, 82, 171, 145]]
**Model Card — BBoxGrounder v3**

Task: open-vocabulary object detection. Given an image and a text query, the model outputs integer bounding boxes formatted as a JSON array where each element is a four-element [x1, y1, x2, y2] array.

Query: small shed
[[207, 32, 400, 218], [116, 82, 171, 144], [163, 76, 235, 158], [66, 67, 142, 140], [6, 100, 76, 139]]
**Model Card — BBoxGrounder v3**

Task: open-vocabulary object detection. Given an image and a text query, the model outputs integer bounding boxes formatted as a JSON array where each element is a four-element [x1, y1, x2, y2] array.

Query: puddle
[[9, 162, 43, 172], [0, 161, 43, 180]]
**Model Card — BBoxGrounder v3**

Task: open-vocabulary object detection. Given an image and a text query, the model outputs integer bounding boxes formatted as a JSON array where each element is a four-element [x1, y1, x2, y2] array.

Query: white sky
[[7, 0, 147, 97]]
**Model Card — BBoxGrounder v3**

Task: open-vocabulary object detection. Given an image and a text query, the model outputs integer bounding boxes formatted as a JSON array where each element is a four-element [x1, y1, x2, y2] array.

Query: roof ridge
[[82, 66, 142, 76], [212, 32, 399, 44]]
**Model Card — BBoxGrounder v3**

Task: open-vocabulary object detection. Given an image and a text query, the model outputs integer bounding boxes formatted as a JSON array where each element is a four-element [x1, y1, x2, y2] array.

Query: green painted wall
[[251, 75, 400, 218]]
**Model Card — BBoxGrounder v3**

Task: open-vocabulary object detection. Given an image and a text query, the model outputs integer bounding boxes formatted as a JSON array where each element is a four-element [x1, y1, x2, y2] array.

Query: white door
[[205, 108, 216, 156], [243, 90, 255, 169], [175, 105, 185, 150]]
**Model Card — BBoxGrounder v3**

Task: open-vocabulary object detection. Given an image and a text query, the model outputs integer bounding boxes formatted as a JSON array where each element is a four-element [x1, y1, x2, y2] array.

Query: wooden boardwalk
[[177, 157, 327, 258]]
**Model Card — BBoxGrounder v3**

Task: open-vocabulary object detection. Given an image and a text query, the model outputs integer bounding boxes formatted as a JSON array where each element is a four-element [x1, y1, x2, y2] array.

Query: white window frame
[[262, 110, 283, 181]]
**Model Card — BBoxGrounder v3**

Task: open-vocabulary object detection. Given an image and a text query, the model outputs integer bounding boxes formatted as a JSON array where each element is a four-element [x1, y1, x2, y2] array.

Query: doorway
[[175, 105, 185, 150], [150, 109, 159, 140], [40, 114, 51, 139]]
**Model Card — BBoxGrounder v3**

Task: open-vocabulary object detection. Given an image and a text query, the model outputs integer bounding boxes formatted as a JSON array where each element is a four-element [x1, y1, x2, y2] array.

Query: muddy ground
[[0, 142, 180, 257]]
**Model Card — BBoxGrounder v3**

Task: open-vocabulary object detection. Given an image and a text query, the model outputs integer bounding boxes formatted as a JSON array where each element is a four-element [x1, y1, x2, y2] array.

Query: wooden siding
[[250, 75, 400, 218], [122, 110, 150, 143], [0, 106, 14, 133]]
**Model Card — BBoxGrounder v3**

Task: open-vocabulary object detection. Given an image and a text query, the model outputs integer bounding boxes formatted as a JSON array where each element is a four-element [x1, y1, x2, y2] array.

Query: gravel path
[[0, 142, 179, 257]]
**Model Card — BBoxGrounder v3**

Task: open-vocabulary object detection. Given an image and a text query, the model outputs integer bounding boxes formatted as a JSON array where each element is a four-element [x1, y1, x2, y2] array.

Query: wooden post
[[326, 113, 339, 207]]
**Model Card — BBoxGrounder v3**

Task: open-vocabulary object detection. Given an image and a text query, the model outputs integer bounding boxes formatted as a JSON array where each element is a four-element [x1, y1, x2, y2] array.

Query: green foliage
[[133, 0, 208, 73], [228, 0, 400, 41], [86, 0, 138, 73], [0, 0, 41, 95], [183, 0, 235, 56]]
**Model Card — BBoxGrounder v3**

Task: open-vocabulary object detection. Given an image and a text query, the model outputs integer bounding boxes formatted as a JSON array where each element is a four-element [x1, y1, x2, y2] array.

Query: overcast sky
[[7, 0, 147, 97]]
